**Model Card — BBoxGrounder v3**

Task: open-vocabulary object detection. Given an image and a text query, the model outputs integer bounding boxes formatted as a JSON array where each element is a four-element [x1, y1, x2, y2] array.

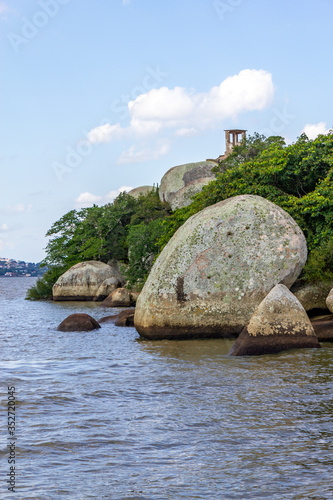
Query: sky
[[0, 0, 332, 262]]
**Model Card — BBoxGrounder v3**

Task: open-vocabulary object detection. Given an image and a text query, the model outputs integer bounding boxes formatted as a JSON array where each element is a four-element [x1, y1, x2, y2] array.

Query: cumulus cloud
[[75, 186, 133, 208], [86, 123, 126, 144], [86, 69, 274, 163], [302, 122, 331, 140], [5, 203, 32, 215], [75, 192, 102, 208], [118, 141, 170, 164], [87, 69, 274, 142], [105, 185, 134, 202]]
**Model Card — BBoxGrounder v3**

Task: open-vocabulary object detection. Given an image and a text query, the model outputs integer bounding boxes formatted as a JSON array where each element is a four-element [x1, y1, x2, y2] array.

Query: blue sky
[[0, 0, 332, 262]]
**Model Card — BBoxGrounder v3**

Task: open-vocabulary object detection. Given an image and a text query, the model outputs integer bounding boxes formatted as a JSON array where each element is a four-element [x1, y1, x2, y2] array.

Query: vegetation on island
[[26, 131, 333, 300]]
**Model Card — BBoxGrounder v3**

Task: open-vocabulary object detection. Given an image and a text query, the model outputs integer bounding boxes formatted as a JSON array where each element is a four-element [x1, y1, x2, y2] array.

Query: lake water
[[1, 277, 333, 500]]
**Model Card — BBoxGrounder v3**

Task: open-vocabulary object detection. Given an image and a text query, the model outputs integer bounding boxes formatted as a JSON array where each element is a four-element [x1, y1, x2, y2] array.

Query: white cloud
[[105, 185, 133, 202], [86, 69, 274, 163], [302, 122, 331, 140], [75, 186, 133, 208], [86, 123, 125, 144], [118, 141, 170, 164], [0, 223, 8, 231], [5, 203, 32, 215], [75, 192, 102, 208]]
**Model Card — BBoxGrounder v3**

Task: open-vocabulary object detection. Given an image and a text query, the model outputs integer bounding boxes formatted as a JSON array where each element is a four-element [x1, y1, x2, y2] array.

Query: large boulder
[[53, 261, 115, 301], [169, 177, 214, 210], [159, 161, 215, 208], [134, 195, 307, 340], [229, 285, 320, 356], [128, 186, 154, 198], [290, 280, 332, 312], [57, 313, 101, 332]]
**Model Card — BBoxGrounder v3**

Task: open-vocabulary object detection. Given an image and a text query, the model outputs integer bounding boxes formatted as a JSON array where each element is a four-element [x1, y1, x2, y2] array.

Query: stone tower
[[207, 129, 247, 163], [224, 129, 247, 155]]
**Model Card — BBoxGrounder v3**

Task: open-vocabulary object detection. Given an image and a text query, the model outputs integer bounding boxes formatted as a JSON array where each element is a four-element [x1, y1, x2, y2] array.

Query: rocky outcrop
[[57, 313, 101, 332], [128, 186, 154, 198], [170, 177, 214, 210], [93, 277, 122, 301], [311, 314, 333, 341], [159, 161, 215, 210], [229, 285, 320, 356], [291, 280, 332, 312], [134, 195, 307, 340], [100, 288, 132, 307], [53, 261, 116, 301], [99, 309, 135, 327]]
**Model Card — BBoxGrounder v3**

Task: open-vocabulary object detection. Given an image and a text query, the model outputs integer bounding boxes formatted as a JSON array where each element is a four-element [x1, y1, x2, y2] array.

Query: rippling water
[[1, 277, 333, 500]]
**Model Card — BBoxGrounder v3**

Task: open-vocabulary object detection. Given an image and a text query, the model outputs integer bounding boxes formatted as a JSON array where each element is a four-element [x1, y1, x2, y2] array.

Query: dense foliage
[[26, 189, 170, 298], [159, 132, 333, 267], [27, 131, 333, 300]]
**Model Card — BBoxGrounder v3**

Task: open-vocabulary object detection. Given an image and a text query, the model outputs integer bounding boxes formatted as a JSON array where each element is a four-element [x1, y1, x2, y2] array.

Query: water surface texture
[[1, 278, 333, 499]]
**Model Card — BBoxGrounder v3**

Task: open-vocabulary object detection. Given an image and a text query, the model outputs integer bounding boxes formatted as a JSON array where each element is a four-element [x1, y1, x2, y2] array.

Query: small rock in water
[[229, 284, 320, 356], [57, 313, 101, 332]]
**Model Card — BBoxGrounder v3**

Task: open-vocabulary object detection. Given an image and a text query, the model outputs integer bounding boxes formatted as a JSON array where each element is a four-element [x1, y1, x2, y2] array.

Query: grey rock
[[128, 186, 154, 199], [159, 161, 215, 207], [291, 280, 333, 311], [134, 195, 307, 340], [53, 261, 115, 301], [229, 284, 320, 355]]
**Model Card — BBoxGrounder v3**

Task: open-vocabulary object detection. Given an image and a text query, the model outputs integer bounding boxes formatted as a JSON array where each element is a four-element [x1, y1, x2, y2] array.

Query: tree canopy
[[27, 131, 333, 300]]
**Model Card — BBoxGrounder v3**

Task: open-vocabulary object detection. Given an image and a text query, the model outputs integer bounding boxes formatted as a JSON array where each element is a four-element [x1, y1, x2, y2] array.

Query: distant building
[[207, 129, 247, 163]]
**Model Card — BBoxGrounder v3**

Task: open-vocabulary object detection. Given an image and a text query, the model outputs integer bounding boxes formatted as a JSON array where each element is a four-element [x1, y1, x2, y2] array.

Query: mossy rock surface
[[159, 161, 215, 206], [134, 195, 307, 339]]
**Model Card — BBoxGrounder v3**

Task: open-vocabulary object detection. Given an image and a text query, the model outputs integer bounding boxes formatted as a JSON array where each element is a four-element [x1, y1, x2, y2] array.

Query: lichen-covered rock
[[53, 261, 115, 301], [57, 313, 101, 332], [326, 288, 333, 313], [100, 287, 132, 307], [128, 186, 154, 198], [134, 195, 307, 340], [170, 177, 214, 210], [93, 277, 121, 301], [159, 161, 215, 206], [229, 285, 320, 355], [291, 280, 332, 312]]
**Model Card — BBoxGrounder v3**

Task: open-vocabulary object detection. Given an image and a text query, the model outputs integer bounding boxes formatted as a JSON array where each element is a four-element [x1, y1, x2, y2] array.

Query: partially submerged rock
[[311, 314, 333, 341], [53, 261, 115, 301], [135, 195, 308, 340], [99, 309, 135, 327], [57, 313, 101, 332], [100, 288, 132, 307], [229, 285, 320, 356]]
